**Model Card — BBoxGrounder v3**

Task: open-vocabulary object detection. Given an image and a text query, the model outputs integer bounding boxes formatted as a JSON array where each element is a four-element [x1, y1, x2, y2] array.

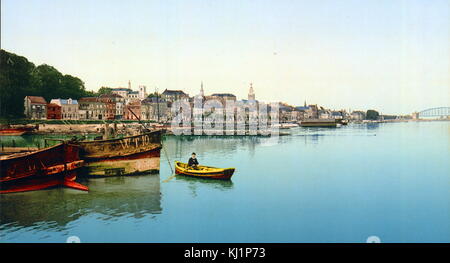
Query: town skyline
[[2, 0, 449, 115]]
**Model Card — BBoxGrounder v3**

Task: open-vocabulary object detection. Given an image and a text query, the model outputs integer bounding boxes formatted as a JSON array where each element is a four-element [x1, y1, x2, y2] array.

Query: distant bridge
[[418, 107, 450, 118]]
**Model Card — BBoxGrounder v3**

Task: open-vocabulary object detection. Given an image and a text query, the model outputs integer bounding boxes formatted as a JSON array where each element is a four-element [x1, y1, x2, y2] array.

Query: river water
[[0, 121, 449, 243]]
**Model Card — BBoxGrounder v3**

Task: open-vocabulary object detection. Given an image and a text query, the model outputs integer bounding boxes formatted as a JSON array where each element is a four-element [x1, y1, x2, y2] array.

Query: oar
[[161, 141, 176, 183], [162, 174, 176, 183]]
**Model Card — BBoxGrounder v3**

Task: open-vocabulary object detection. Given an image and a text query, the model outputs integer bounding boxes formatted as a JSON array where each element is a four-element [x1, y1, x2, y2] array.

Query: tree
[[0, 49, 94, 118], [97, 87, 113, 96], [147, 92, 161, 98], [0, 49, 36, 118], [366, 110, 380, 120]]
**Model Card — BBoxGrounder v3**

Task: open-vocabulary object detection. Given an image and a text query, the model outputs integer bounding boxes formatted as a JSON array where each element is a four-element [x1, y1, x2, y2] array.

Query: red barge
[[0, 128, 28, 136], [0, 143, 88, 194]]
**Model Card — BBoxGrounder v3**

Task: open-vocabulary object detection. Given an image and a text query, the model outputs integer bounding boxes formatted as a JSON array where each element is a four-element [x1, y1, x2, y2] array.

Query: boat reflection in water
[[0, 173, 161, 230], [174, 175, 234, 198]]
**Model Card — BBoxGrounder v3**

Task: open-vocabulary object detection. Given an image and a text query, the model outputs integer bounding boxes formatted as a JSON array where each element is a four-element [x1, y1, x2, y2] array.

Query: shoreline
[[0, 118, 448, 136]]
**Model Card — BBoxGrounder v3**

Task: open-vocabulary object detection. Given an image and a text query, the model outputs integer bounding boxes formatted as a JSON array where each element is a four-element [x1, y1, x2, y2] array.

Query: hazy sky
[[1, 0, 449, 114]]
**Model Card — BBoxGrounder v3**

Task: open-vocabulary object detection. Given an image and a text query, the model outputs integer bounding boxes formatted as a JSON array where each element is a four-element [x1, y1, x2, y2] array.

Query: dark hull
[[300, 120, 337, 127]]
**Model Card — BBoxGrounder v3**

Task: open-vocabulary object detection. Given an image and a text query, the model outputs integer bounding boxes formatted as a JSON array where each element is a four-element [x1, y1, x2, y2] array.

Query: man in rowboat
[[188, 152, 199, 169]]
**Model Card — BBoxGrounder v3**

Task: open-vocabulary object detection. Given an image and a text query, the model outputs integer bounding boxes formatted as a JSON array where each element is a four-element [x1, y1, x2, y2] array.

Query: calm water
[[1, 121, 449, 243]]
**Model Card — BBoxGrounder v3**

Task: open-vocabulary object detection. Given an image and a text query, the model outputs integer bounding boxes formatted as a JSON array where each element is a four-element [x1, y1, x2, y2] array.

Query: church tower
[[248, 83, 255, 101], [200, 81, 204, 97]]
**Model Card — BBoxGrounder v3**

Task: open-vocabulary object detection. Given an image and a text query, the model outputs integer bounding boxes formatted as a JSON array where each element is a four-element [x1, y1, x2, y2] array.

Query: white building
[[139, 85, 148, 100], [50, 98, 79, 120]]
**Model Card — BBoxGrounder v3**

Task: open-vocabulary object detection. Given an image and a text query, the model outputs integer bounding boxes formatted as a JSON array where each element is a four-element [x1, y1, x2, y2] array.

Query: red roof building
[[46, 103, 62, 119]]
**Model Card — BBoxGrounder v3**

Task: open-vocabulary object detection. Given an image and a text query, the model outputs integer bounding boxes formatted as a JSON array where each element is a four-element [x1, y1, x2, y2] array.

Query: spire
[[200, 81, 204, 96], [248, 82, 255, 101], [128, 80, 131, 90]]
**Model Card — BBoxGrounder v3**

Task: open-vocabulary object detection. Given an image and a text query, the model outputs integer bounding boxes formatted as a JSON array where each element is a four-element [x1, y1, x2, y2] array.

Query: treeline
[[0, 49, 95, 118]]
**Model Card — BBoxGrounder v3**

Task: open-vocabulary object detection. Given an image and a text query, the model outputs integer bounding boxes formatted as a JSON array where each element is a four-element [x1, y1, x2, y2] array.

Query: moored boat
[[299, 119, 338, 127], [0, 143, 87, 193], [74, 130, 163, 176], [175, 161, 235, 180], [0, 128, 28, 136]]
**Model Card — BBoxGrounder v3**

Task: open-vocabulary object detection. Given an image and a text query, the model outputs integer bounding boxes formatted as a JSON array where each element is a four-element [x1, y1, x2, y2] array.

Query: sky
[[1, 0, 449, 114]]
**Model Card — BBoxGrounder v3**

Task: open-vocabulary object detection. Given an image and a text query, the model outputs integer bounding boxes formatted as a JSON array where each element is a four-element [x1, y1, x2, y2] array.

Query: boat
[[174, 161, 235, 180], [0, 143, 87, 194], [336, 119, 349, 125], [299, 119, 338, 127], [0, 124, 37, 136], [0, 128, 28, 136], [73, 129, 163, 176]]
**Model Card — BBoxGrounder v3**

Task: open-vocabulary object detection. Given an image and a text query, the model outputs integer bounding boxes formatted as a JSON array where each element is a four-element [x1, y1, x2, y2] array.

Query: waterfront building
[[161, 89, 189, 103], [98, 93, 125, 119], [127, 90, 140, 102], [141, 97, 168, 122], [46, 103, 62, 119], [280, 103, 305, 122], [24, 96, 47, 120], [330, 111, 344, 120], [319, 110, 331, 119], [98, 94, 117, 120], [295, 105, 309, 121], [351, 111, 366, 120], [210, 93, 237, 105], [50, 98, 79, 120], [304, 104, 319, 119], [111, 87, 131, 99], [124, 100, 142, 120], [78, 97, 106, 120]]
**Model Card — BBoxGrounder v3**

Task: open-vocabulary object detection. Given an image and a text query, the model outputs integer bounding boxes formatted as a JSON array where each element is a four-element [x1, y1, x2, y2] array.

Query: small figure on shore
[[188, 152, 199, 169]]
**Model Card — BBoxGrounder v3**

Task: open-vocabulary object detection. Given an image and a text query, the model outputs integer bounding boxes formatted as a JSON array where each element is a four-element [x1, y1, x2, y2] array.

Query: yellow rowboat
[[174, 161, 235, 180]]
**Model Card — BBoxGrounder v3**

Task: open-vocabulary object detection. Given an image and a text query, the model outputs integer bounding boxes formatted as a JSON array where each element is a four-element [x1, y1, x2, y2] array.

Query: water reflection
[[163, 134, 292, 160], [175, 175, 233, 191], [0, 174, 161, 232]]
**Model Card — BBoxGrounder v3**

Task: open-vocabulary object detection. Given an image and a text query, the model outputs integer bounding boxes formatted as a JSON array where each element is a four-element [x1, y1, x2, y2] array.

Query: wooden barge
[[74, 130, 163, 177], [0, 143, 87, 194], [300, 119, 338, 128]]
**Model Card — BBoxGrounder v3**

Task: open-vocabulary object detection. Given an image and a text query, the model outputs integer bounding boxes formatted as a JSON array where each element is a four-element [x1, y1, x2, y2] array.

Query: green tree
[[147, 92, 161, 98], [0, 49, 36, 118], [97, 86, 113, 96], [366, 109, 380, 120], [0, 49, 94, 118]]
